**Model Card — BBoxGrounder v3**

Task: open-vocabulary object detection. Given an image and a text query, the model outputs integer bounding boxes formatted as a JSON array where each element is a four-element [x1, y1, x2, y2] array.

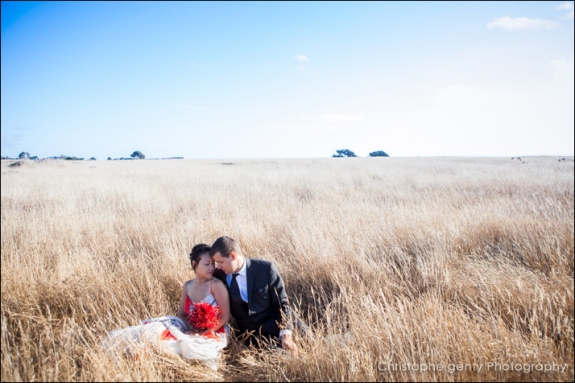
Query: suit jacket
[[214, 258, 303, 338]]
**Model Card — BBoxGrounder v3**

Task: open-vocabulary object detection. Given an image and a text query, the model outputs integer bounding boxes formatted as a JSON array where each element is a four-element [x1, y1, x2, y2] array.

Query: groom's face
[[212, 251, 237, 275]]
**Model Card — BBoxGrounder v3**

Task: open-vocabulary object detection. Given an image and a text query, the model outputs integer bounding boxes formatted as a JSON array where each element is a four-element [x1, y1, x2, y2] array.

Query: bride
[[105, 244, 230, 370]]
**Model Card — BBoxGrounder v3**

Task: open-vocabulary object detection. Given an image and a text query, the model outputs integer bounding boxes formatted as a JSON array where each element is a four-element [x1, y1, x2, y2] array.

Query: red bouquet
[[187, 301, 221, 331]]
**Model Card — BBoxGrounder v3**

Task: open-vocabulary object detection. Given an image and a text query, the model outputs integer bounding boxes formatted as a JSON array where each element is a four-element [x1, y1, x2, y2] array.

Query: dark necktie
[[229, 272, 249, 326], [230, 273, 241, 300]]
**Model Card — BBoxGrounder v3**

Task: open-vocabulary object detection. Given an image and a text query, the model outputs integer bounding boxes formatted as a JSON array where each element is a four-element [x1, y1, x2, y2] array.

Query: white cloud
[[294, 54, 310, 62], [380, 80, 574, 156], [556, 1, 573, 9], [487, 16, 559, 30], [555, 1, 574, 19]]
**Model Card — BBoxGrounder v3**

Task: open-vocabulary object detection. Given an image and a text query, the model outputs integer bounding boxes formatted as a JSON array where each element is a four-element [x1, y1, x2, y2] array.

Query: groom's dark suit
[[214, 258, 305, 345]]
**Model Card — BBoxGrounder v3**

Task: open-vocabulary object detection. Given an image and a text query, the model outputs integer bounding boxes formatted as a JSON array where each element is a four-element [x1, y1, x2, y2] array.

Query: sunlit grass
[[1, 156, 573, 381]]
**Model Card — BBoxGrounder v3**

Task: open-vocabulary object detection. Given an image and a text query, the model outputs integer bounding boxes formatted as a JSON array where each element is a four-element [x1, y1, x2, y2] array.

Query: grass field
[[1, 156, 573, 382]]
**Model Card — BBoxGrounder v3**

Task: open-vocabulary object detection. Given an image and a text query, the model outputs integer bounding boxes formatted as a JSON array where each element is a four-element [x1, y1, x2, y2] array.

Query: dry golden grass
[[1, 156, 573, 382]]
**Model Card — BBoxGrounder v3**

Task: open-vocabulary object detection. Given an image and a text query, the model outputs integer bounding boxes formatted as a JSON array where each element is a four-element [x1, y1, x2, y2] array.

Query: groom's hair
[[210, 236, 242, 258]]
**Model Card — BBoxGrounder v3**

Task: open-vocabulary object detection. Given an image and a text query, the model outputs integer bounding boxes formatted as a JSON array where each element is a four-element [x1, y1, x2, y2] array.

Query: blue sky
[[1, 1, 573, 159]]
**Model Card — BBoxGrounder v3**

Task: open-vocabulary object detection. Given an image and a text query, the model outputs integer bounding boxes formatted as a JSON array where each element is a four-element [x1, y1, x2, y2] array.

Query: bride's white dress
[[104, 293, 228, 370]]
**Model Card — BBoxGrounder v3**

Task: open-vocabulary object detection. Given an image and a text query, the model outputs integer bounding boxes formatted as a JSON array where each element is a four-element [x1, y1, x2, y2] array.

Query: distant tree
[[130, 151, 145, 159], [18, 152, 30, 159], [107, 157, 112, 160], [89, 157, 96, 161], [61, 154, 84, 160], [332, 149, 357, 157], [369, 150, 389, 157]]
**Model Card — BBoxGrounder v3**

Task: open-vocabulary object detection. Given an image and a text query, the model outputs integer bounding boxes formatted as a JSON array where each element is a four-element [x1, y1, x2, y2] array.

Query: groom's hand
[[281, 333, 298, 357]]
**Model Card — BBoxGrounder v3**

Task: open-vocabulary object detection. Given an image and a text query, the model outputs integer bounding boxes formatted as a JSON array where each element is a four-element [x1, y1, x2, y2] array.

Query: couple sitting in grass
[[106, 236, 309, 369]]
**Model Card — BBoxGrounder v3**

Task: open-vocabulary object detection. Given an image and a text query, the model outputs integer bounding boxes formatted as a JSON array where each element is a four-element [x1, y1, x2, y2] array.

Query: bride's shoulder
[[211, 278, 227, 293]]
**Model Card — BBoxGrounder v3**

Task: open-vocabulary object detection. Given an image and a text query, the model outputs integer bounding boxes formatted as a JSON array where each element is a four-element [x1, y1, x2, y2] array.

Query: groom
[[210, 236, 308, 354]]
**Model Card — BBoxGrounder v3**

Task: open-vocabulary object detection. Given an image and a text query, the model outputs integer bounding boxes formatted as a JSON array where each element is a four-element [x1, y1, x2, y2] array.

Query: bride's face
[[195, 253, 215, 278]]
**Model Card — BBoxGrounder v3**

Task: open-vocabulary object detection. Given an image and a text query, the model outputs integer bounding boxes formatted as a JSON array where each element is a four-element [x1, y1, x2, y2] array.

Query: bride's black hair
[[189, 243, 211, 270]]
